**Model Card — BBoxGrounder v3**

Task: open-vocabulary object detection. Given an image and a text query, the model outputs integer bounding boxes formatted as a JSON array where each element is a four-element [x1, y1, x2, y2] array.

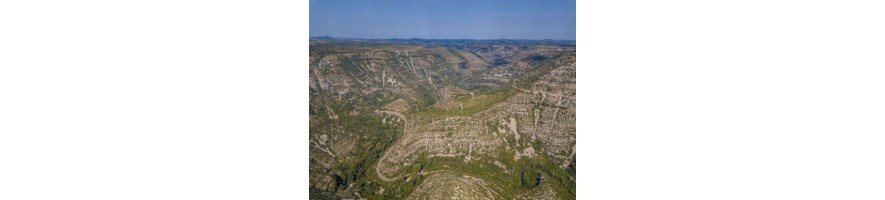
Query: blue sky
[[310, 0, 576, 40]]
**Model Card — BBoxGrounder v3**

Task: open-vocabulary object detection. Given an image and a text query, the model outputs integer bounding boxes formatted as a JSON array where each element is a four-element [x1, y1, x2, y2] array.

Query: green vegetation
[[416, 89, 516, 117], [310, 41, 576, 199], [397, 147, 576, 199], [309, 113, 402, 199]]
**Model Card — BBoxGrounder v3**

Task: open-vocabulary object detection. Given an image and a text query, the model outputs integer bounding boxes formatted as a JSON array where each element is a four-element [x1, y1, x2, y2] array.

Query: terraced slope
[[309, 39, 576, 199]]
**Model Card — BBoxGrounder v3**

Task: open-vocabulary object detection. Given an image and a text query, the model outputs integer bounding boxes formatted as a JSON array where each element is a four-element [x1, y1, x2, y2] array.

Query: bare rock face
[[310, 40, 576, 199]]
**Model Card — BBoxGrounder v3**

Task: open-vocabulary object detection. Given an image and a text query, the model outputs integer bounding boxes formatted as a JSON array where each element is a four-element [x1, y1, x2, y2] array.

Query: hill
[[309, 39, 576, 199]]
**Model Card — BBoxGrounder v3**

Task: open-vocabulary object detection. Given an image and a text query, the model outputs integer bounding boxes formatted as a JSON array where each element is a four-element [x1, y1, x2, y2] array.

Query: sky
[[310, 0, 576, 40]]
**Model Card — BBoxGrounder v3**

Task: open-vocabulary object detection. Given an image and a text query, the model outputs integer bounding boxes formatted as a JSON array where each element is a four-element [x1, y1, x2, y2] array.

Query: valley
[[309, 38, 576, 199]]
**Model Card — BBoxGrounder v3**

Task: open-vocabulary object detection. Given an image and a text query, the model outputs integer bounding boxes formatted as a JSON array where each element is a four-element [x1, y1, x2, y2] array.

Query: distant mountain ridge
[[310, 36, 575, 46]]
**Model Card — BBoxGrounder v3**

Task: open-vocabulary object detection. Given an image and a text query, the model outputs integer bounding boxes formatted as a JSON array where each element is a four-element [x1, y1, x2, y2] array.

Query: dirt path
[[374, 110, 408, 181], [372, 110, 468, 182]]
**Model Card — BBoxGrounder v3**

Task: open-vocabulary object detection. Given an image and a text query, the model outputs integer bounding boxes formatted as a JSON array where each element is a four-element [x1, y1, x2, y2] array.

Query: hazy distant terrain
[[309, 37, 576, 199]]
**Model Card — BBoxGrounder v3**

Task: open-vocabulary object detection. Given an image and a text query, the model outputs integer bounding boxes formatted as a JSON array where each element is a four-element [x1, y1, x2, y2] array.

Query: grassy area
[[416, 88, 516, 117]]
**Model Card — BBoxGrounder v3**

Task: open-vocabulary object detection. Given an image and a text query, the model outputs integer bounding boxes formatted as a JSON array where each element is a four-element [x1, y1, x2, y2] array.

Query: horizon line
[[310, 36, 576, 41]]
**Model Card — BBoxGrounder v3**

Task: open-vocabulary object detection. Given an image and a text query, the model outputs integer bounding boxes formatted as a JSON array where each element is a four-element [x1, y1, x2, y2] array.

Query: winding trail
[[374, 110, 408, 181], [373, 109, 501, 200], [373, 110, 471, 182]]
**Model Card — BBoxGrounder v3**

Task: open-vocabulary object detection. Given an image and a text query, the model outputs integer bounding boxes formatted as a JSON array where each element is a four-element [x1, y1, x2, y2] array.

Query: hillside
[[309, 39, 576, 199]]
